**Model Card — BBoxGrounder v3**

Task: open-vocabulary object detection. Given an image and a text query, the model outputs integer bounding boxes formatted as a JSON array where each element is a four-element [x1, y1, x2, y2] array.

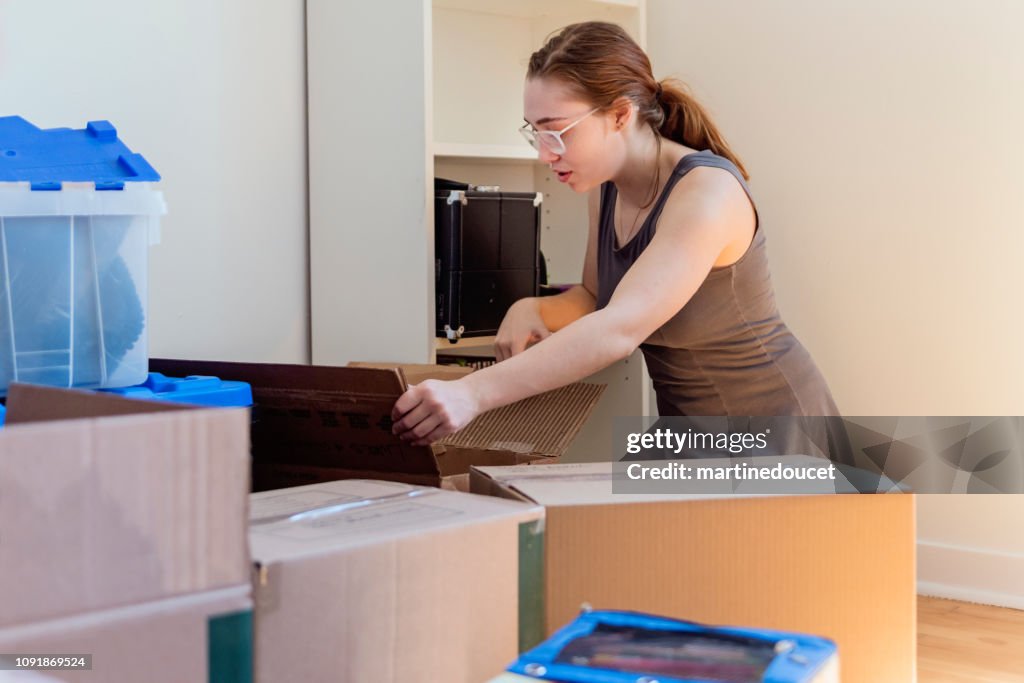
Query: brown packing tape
[[438, 383, 605, 457]]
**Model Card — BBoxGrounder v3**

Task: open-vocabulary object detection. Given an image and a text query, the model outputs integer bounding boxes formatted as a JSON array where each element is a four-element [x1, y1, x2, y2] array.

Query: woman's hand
[[391, 378, 482, 446], [495, 297, 551, 361]]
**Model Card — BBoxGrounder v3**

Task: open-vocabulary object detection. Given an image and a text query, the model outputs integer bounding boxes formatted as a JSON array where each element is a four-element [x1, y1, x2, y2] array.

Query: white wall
[[0, 0, 309, 363], [647, 0, 1024, 607]]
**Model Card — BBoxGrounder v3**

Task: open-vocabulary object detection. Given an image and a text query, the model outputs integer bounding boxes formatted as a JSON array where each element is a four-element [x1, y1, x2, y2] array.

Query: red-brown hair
[[527, 21, 749, 180]]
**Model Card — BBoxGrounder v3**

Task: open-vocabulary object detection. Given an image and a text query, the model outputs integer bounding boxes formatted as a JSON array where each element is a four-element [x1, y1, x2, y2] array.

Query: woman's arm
[[541, 188, 602, 327], [494, 189, 600, 359], [394, 167, 753, 444]]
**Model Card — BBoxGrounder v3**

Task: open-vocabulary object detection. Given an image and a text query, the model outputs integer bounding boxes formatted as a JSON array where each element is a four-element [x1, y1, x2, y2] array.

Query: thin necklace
[[616, 154, 661, 247]]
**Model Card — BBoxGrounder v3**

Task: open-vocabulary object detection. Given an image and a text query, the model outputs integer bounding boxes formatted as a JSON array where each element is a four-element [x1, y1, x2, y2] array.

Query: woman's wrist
[[514, 296, 541, 315], [460, 370, 495, 416]]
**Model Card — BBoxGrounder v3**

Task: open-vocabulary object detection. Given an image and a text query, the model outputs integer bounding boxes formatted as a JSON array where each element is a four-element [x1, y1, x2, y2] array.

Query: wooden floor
[[918, 596, 1024, 682]]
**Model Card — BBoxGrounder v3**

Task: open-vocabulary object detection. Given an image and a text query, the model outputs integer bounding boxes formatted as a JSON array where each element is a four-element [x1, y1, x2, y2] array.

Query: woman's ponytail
[[657, 79, 749, 180]]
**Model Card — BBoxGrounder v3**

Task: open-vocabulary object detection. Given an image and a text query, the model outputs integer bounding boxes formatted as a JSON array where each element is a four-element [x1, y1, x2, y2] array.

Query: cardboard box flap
[[5, 383, 191, 424], [248, 479, 543, 564], [472, 461, 670, 506], [347, 361, 474, 385], [150, 359, 440, 477], [153, 358, 404, 394], [472, 457, 903, 506], [438, 383, 605, 458]]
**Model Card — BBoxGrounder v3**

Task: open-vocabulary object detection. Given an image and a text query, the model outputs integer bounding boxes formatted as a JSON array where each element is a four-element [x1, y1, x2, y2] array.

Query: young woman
[[393, 21, 839, 446]]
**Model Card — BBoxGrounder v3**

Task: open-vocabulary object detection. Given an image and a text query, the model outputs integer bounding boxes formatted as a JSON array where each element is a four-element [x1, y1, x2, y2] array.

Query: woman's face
[[523, 77, 623, 193]]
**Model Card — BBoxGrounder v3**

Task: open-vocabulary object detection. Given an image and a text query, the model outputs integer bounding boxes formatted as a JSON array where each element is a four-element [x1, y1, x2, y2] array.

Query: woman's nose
[[538, 145, 560, 164]]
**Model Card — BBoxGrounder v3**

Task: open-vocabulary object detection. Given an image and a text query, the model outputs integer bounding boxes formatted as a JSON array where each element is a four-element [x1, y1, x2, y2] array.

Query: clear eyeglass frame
[[519, 107, 599, 155]]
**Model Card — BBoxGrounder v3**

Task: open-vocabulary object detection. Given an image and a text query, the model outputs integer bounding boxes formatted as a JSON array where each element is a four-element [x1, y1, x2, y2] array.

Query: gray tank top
[[596, 149, 839, 417]]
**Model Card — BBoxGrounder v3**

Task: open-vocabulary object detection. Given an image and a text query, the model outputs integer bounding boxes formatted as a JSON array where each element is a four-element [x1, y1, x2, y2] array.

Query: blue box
[[502, 609, 839, 683], [100, 372, 253, 408]]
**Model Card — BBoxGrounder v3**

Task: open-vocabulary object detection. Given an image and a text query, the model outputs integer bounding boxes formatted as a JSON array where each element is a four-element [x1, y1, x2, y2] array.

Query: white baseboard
[[918, 541, 1024, 610]]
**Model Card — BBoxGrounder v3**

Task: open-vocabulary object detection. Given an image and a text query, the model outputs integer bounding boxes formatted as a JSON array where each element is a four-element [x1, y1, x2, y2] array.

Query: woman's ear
[[611, 97, 635, 130]]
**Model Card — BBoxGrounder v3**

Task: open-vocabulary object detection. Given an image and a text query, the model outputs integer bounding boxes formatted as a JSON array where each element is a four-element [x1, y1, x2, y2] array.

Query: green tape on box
[[208, 609, 254, 683], [518, 518, 545, 652]]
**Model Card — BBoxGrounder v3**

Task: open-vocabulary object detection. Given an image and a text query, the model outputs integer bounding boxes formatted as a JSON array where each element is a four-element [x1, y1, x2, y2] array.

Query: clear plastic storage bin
[[0, 116, 165, 395]]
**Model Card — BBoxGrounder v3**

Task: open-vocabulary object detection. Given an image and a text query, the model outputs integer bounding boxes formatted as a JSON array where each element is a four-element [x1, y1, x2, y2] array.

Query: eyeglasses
[[519, 107, 599, 155]]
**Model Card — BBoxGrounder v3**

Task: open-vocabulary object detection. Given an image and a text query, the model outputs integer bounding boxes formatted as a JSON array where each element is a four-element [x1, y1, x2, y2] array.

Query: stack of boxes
[[0, 385, 252, 682]]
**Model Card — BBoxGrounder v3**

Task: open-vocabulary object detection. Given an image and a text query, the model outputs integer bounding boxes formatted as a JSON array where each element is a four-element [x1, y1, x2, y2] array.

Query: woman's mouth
[[555, 170, 573, 183]]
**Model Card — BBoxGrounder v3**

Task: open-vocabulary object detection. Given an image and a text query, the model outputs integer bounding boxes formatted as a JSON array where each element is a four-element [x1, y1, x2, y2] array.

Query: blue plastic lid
[[0, 116, 160, 191], [101, 373, 253, 408], [0, 403, 5, 427]]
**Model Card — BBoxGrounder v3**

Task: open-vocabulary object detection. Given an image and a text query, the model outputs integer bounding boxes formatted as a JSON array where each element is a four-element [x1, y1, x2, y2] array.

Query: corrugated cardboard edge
[[439, 383, 606, 458], [5, 383, 194, 423], [347, 361, 474, 386]]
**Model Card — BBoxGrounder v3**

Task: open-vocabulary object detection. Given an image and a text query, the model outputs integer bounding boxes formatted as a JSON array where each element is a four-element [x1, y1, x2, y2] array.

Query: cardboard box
[[0, 384, 251, 628], [0, 585, 253, 683], [249, 478, 545, 683], [150, 358, 604, 491], [470, 461, 916, 683]]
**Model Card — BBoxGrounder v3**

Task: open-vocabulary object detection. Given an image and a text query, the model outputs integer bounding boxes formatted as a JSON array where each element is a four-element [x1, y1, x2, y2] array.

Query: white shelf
[[433, 142, 539, 162], [435, 335, 497, 354], [433, 0, 639, 20]]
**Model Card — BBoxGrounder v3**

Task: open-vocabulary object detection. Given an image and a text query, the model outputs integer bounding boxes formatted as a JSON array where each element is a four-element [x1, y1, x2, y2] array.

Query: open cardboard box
[[470, 460, 917, 683], [150, 358, 604, 491]]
